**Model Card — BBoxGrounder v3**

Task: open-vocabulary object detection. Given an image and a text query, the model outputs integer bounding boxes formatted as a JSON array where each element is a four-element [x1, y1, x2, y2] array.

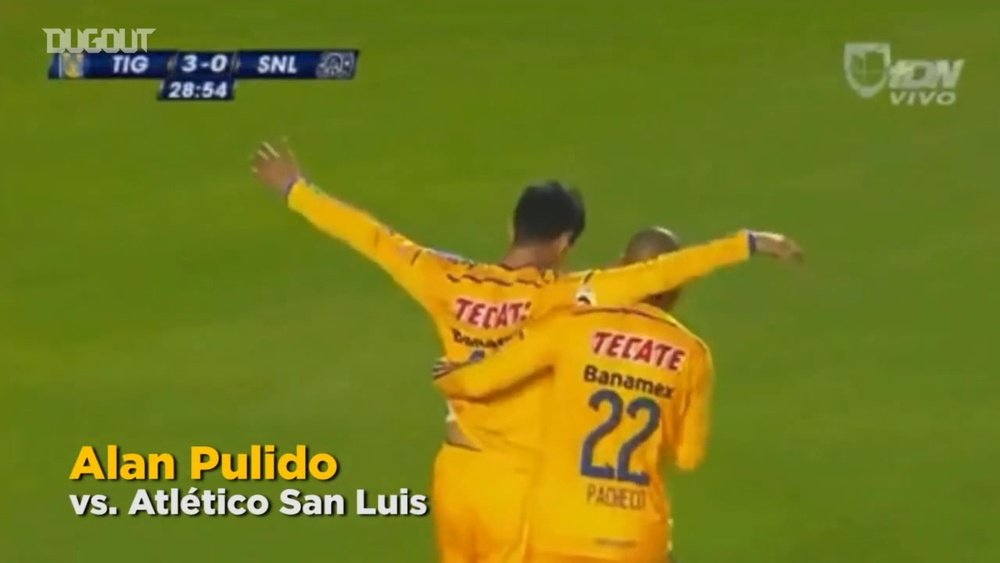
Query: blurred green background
[[1, 1, 997, 561]]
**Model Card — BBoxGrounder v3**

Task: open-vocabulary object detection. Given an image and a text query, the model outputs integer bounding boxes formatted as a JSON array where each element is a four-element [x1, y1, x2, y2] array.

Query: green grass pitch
[[2, 1, 998, 561]]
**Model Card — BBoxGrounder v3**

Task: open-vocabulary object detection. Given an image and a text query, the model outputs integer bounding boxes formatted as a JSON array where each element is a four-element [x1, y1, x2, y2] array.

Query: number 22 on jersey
[[579, 389, 661, 486]]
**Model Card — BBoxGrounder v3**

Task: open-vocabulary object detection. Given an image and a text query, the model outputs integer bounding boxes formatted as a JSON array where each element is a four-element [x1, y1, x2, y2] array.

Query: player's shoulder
[[449, 261, 552, 288], [569, 304, 673, 324], [660, 313, 711, 357], [562, 306, 650, 336]]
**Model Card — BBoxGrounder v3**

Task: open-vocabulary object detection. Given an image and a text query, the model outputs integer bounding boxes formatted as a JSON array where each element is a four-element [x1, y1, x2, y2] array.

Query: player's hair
[[511, 181, 586, 245]]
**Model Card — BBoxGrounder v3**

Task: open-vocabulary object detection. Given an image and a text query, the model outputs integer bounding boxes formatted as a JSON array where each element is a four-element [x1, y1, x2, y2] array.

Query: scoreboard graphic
[[48, 50, 359, 101]]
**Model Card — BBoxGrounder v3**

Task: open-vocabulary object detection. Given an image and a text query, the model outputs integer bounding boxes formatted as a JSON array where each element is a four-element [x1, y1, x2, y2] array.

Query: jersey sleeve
[[286, 179, 453, 307], [434, 316, 562, 400], [673, 342, 714, 471], [540, 232, 752, 312]]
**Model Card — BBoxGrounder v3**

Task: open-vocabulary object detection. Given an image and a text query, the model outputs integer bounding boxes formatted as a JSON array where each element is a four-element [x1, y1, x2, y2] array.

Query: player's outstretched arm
[[251, 140, 449, 303], [434, 316, 561, 400], [547, 231, 803, 309]]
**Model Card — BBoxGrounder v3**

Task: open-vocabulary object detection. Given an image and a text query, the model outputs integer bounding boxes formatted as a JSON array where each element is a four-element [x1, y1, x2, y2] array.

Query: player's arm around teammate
[[434, 315, 565, 400]]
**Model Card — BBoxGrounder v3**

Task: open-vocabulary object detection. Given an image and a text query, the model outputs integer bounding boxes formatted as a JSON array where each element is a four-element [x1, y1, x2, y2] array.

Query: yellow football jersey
[[288, 179, 733, 448], [435, 305, 713, 560]]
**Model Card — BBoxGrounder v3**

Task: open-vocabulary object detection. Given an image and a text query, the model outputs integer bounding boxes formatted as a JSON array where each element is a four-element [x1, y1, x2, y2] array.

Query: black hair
[[511, 181, 586, 245]]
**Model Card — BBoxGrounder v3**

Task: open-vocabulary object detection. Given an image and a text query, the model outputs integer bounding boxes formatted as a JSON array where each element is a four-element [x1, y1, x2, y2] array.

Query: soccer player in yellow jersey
[[435, 228, 717, 563], [250, 141, 801, 563]]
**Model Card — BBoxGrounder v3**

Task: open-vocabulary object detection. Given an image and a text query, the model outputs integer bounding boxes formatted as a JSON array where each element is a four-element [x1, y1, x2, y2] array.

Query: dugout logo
[[843, 42, 965, 106], [43, 28, 155, 54]]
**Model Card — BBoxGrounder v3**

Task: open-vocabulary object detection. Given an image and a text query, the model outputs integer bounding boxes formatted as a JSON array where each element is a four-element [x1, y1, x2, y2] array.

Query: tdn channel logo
[[843, 43, 965, 106]]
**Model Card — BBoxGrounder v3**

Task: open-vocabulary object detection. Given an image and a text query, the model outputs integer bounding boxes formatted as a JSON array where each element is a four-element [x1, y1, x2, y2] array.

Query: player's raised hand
[[251, 139, 301, 197], [751, 231, 804, 262]]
